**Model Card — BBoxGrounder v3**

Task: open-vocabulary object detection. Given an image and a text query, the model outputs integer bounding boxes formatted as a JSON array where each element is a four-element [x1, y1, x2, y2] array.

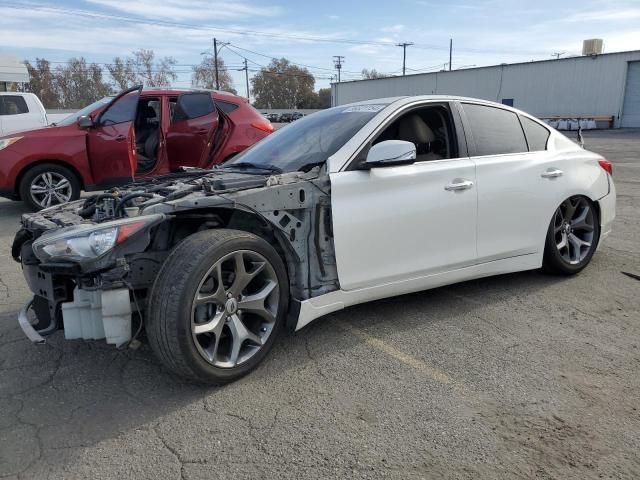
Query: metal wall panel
[[332, 51, 640, 127], [621, 61, 640, 127]]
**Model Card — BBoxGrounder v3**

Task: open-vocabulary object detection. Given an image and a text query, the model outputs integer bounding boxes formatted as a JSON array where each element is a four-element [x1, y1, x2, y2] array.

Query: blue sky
[[2, 0, 640, 95]]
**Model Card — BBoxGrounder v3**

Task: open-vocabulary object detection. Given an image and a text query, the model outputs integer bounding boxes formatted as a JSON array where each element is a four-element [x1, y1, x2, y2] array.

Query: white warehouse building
[[331, 49, 640, 128]]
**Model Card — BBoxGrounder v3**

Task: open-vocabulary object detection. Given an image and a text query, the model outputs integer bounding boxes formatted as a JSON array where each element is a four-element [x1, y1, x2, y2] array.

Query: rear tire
[[542, 196, 600, 275], [19, 163, 81, 211], [146, 229, 289, 384]]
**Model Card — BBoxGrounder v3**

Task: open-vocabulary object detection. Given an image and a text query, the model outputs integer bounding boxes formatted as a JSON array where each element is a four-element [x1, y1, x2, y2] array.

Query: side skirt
[[295, 253, 541, 331]]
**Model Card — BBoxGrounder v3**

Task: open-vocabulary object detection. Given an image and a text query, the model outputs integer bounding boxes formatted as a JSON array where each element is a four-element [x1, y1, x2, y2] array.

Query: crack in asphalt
[[152, 425, 186, 480]]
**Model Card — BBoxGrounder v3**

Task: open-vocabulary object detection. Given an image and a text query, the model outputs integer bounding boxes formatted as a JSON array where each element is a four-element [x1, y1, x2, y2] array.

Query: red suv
[[0, 86, 273, 210]]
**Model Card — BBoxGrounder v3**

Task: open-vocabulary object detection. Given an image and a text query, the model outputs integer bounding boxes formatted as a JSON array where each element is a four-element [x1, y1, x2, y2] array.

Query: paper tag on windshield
[[342, 104, 386, 113]]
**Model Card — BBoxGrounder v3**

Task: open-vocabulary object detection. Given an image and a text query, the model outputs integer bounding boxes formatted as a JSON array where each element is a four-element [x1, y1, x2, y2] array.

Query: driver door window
[[350, 104, 460, 170], [99, 93, 138, 125]]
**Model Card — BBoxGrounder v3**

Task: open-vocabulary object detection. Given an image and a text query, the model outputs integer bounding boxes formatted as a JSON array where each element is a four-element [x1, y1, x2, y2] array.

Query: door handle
[[195, 129, 209, 135], [541, 168, 563, 178], [115, 135, 126, 142], [444, 179, 474, 191]]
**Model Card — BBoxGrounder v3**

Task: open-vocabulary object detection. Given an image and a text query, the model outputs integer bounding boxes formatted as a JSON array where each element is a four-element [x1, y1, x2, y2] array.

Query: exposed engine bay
[[12, 168, 339, 345]]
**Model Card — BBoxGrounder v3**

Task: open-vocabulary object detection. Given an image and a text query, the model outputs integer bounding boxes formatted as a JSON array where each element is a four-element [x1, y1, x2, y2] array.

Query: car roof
[[345, 95, 505, 106], [343, 95, 539, 119], [141, 87, 245, 102], [0, 92, 34, 96]]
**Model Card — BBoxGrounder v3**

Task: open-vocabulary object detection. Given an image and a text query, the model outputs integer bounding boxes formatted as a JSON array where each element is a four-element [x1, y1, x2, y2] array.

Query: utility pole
[[449, 38, 453, 71], [333, 56, 344, 82], [213, 38, 220, 90], [396, 42, 414, 76], [552, 52, 566, 60], [238, 58, 250, 101]]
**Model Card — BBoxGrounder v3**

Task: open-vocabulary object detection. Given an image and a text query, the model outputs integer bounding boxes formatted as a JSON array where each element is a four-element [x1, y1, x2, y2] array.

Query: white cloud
[[84, 0, 283, 21], [381, 24, 405, 34], [563, 8, 640, 23]]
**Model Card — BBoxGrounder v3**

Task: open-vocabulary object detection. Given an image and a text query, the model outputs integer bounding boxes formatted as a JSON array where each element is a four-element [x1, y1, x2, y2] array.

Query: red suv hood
[[1, 123, 79, 141]]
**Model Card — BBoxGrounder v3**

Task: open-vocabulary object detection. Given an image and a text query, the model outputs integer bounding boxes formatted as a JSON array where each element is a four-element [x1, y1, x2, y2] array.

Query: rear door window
[[174, 93, 215, 121], [520, 115, 550, 151], [462, 103, 528, 156], [0, 96, 29, 115]]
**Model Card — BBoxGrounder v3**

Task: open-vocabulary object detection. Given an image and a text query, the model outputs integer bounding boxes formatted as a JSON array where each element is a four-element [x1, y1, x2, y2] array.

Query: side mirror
[[77, 115, 94, 129], [365, 140, 416, 168]]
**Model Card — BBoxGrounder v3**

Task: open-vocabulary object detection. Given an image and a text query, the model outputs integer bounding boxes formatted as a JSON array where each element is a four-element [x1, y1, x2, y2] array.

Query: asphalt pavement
[[0, 129, 639, 479]]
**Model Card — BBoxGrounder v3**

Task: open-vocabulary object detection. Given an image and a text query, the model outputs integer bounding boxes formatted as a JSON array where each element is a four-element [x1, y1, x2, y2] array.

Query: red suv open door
[[166, 92, 219, 170], [86, 86, 141, 188]]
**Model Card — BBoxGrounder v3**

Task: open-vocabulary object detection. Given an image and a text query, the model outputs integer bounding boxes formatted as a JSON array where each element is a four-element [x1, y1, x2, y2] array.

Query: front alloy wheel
[[19, 163, 81, 211], [191, 250, 279, 368], [29, 172, 73, 208], [147, 229, 288, 384], [543, 196, 600, 275]]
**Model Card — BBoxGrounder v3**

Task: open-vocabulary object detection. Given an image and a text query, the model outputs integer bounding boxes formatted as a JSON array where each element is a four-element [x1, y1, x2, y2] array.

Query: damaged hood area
[[19, 168, 324, 235]]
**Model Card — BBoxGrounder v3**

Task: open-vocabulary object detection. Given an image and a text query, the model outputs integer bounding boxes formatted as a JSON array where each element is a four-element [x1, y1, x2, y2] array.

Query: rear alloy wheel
[[146, 229, 288, 384], [19, 163, 81, 211], [543, 196, 600, 275]]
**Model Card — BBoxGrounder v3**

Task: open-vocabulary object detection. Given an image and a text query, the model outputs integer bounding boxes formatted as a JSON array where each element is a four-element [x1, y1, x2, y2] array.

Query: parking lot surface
[[1, 129, 639, 479]]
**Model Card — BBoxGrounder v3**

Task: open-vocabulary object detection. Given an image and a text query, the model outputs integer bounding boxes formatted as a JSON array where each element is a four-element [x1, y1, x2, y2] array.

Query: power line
[[226, 43, 367, 75], [220, 45, 335, 80]]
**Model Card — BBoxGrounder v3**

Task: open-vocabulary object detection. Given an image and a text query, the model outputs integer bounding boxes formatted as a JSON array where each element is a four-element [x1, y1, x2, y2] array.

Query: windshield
[[56, 97, 113, 126], [223, 103, 387, 173]]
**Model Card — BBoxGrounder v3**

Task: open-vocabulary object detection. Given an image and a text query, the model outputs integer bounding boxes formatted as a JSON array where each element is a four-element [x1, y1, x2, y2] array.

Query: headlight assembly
[[0, 137, 23, 151], [32, 214, 164, 263]]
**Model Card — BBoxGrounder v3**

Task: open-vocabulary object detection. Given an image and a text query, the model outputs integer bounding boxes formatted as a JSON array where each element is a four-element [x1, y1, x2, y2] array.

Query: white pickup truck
[[0, 92, 64, 136]]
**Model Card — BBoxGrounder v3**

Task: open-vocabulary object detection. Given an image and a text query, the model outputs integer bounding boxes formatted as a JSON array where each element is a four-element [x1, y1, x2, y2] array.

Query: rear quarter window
[[462, 103, 528, 156], [0, 96, 29, 115], [520, 115, 550, 151], [216, 100, 239, 114]]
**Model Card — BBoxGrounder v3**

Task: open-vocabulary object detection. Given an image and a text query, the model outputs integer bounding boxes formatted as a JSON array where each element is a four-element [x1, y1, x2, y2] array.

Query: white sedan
[[14, 95, 615, 384]]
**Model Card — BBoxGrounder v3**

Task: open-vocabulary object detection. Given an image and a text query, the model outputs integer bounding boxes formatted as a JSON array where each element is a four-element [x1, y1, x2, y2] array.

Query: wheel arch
[[14, 160, 85, 199], [541, 192, 602, 252], [167, 207, 298, 293]]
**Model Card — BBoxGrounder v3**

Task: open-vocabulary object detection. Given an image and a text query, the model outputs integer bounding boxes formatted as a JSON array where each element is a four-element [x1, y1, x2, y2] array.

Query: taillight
[[598, 159, 613, 176], [251, 120, 274, 134]]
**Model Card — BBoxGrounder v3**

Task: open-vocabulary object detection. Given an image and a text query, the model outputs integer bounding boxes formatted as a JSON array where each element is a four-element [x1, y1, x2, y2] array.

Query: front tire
[[19, 163, 81, 211], [146, 229, 289, 384], [542, 196, 600, 275]]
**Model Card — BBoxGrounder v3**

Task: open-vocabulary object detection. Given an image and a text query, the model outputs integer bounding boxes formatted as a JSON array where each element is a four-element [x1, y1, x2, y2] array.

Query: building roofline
[[334, 48, 640, 86]]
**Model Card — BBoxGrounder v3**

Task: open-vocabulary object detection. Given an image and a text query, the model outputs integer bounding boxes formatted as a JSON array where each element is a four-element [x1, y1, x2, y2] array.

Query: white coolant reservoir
[[101, 289, 132, 346], [61, 287, 132, 346], [62, 288, 105, 340]]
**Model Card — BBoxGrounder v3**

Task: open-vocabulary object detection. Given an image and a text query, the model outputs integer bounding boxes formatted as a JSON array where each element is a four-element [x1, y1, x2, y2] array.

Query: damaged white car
[[12, 96, 616, 384]]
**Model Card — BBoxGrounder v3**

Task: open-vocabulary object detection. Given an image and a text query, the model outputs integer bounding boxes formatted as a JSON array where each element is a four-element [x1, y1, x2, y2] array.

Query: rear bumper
[[597, 178, 616, 247]]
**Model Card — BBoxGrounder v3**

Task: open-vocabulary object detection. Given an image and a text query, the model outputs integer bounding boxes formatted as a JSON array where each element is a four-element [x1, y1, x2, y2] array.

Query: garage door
[[621, 61, 640, 127]]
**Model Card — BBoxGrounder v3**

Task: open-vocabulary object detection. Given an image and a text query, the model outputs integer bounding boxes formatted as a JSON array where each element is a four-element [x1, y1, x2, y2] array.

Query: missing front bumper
[[18, 299, 46, 345], [17, 288, 134, 348]]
